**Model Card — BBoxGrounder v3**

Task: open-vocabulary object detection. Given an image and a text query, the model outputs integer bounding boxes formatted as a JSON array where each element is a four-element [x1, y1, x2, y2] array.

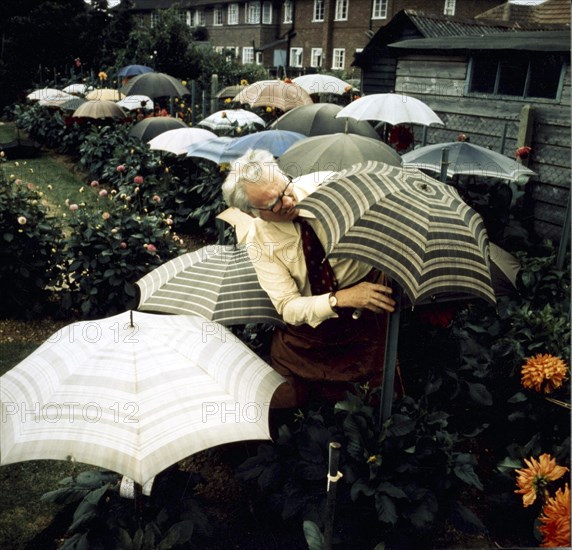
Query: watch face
[[329, 294, 337, 308]]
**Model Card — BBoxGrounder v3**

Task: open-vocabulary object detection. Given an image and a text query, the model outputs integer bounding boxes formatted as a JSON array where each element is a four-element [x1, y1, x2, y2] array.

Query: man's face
[[245, 170, 299, 222]]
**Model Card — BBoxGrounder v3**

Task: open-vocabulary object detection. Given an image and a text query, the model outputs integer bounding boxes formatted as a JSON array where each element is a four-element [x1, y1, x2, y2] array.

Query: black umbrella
[[122, 72, 190, 98], [118, 64, 154, 78], [128, 117, 188, 142]]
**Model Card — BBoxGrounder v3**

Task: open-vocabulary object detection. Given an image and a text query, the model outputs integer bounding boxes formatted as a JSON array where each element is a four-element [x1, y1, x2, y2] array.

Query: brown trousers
[[269, 308, 388, 408]]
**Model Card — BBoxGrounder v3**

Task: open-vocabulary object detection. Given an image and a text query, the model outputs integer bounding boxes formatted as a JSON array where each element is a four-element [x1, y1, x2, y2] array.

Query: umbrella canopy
[[136, 245, 284, 326], [122, 72, 190, 98], [278, 132, 402, 176], [26, 88, 71, 101], [118, 64, 154, 78], [216, 84, 247, 99], [402, 141, 536, 182], [116, 95, 154, 111], [186, 136, 235, 164], [336, 93, 444, 127], [62, 83, 91, 95], [298, 161, 496, 306], [292, 74, 352, 95], [148, 127, 217, 155], [85, 88, 125, 101], [129, 117, 188, 142], [222, 130, 307, 161], [0, 311, 284, 485], [197, 109, 266, 132], [59, 97, 87, 111], [72, 100, 126, 120], [233, 80, 313, 112], [270, 103, 380, 138], [38, 94, 77, 107]]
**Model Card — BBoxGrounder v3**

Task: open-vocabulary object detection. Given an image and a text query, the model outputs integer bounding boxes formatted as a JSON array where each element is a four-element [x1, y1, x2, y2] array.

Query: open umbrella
[[85, 88, 125, 101], [136, 245, 284, 326], [38, 94, 77, 107], [402, 141, 536, 182], [220, 130, 307, 162], [26, 88, 71, 101], [186, 136, 235, 164], [0, 311, 284, 486], [216, 84, 247, 99], [233, 80, 313, 112], [122, 72, 190, 98], [116, 95, 154, 111], [62, 83, 91, 96], [129, 117, 188, 142], [72, 100, 126, 120], [197, 109, 266, 132], [270, 103, 380, 139], [278, 133, 402, 177], [292, 74, 352, 95], [118, 64, 154, 78], [59, 97, 87, 111], [336, 93, 444, 127], [148, 127, 217, 155]]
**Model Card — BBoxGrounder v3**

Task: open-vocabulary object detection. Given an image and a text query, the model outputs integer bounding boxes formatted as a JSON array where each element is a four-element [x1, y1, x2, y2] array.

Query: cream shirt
[[246, 175, 372, 327]]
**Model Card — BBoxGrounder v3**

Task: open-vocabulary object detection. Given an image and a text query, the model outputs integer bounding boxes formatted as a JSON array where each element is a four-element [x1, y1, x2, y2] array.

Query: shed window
[[468, 53, 564, 100]]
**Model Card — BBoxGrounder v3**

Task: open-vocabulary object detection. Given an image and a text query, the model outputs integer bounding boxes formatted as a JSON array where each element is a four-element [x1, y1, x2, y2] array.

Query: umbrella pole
[[379, 284, 402, 426], [439, 147, 450, 183], [323, 442, 342, 550]]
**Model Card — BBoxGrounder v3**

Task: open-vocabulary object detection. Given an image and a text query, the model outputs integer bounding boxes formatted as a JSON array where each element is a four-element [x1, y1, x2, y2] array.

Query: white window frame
[[228, 3, 239, 25], [332, 48, 345, 70], [334, 0, 348, 21], [247, 2, 261, 24], [150, 12, 160, 28], [242, 47, 255, 64], [256, 51, 263, 65], [313, 0, 325, 22], [262, 1, 272, 23], [444, 0, 456, 16], [193, 9, 206, 26], [372, 0, 388, 20], [213, 7, 223, 26], [310, 48, 323, 68], [290, 47, 303, 68], [284, 0, 293, 23]]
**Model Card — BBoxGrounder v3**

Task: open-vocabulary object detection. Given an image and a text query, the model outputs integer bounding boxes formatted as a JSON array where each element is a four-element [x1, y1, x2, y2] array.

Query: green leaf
[[3, 233, 14, 242], [388, 414, 416, 436], [507, 392, 528, 403], [376, 481, 408, 499], [303, 520, 324, 550], [467, 382, 493, 406], [375, 494, 398, 525], [448, 501, 487, 534], [40, 487, 90, 505], [158, 520, 195, 549], [453, 463, 484, 490]]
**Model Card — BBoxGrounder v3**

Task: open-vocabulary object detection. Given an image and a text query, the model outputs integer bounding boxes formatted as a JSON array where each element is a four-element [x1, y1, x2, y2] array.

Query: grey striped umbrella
[[298, 161, 496, 306], [0, 311, 285, 485], [136, 245, 284, 326]]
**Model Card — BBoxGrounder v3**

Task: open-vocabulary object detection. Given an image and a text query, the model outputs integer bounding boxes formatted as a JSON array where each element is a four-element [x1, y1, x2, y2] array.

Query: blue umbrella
[[186, 136, 235, 164], [119, 65, 155, 78]]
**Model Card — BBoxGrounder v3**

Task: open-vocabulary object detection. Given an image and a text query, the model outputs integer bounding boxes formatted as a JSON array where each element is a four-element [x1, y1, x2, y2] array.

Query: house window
[[335, 0, 348, 21], [262, 1, 272, 23], [218, 46, 239, 61], [290, 48, 303, 67], [247, 2, 261, 23], [444, 0, 456, 16], [243, 47, 255, 64], [468, 54, 564, 100], [313, 0, 325, 22], [284, 0, 293, 23], [150, 12, 160, 28], [214, 7, 223, 25], [193, 9, 206, 26], [177, 10, 188, 23], [372, 0, 388, 19], [256, 51, 263, 65], [311, 48, 323, 68], [228, 3, 239, 24], [332, 48, 345, 70]]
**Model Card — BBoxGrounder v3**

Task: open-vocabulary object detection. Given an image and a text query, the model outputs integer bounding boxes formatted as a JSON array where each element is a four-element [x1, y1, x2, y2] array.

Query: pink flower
[[99, 189, 108, 197], [119, 242, 127, 249], [69, 204, 79, 211], [116, 165, 126, 173], [90, 180, 99, 187], [145, 243, 157, 253], [134, 175, 144, 185], [152, 195, 161, 203], [102, 212, 110, 220]]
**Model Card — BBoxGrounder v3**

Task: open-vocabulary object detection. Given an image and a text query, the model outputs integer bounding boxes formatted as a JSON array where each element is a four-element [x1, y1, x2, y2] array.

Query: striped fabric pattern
[[136, 245, 284, 326], [299, 161, 496, 306], [0, 311, 285, 485]]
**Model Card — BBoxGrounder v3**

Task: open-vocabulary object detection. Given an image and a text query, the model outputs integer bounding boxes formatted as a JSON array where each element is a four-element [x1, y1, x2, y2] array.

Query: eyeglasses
[[250, 177, 294, 213]]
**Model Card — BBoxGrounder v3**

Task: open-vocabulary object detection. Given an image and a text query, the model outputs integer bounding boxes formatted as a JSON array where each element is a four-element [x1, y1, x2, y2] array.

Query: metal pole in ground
[[323, 442, 342, 550]]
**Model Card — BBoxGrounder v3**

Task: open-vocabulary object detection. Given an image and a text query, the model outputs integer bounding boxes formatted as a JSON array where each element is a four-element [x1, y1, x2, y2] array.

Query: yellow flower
[[521, 354, 568, 394], [224, 98, 231, 104], [240, 79, 249, 86], [367, 455, 378, 464], [265, 106, 273, 113], [98, 71, 107, 81], [514, 454, 569, 507], [181, 80, 187, 86], [539, 484, 571, 548]]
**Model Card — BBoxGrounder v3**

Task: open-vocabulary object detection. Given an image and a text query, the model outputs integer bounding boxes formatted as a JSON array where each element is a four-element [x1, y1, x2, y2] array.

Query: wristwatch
[[328, 292, 340, 313]]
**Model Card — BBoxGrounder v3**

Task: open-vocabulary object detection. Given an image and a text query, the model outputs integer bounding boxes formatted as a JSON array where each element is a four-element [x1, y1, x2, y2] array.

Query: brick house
[[128, 0, 505, 74]]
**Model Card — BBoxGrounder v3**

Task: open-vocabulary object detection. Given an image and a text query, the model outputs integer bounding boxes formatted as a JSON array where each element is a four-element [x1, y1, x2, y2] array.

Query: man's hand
[[335, 282, 395, 313]]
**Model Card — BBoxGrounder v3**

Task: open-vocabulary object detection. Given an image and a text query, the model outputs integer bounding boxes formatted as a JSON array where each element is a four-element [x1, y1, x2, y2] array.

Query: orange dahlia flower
[[539, 484, 571, 548], [514, 453, 569, 507], [520, 354, 568, 394]]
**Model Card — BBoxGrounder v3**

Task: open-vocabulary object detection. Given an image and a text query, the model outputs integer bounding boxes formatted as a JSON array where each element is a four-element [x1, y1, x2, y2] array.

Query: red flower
[[388, 125, 414, 152], [516, 146, 532, 160], [133, 175, 144, 185]]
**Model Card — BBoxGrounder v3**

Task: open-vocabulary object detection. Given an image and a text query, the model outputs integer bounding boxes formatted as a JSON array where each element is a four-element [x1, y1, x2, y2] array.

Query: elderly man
[[222, 149, 395, 408]]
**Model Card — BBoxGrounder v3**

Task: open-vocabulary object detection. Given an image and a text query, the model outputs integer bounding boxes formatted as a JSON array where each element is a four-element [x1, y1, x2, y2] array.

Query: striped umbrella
[[136, 245, 284, 326], [0, 311, 285, 485]]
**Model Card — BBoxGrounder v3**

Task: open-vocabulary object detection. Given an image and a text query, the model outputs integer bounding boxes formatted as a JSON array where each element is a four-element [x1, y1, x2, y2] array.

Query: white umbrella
[[293, 74, 352, 95], [336, 93, 444, 126], [148, 127, 217, 155], [116, 95, 155, 111], [197, 109, 265, 132], [62, 83, 91, 96], [0, 311, 285, 486], [27, 88, 74, 102]]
